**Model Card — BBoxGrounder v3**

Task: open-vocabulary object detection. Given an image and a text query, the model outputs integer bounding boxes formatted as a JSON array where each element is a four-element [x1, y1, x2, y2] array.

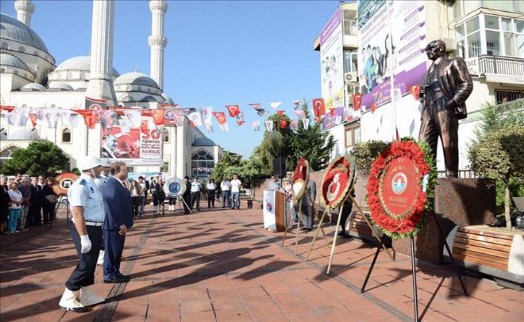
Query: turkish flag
[[312, 98, 326, 118], [151, 109, 165, 125], [410, 85, 421, 101], [352, 94, 362, 111], [29, 113, 37, 127], [225, 105, 240, 117], [371, 103, 377, 113], [213, 112, 227, 124], [0, 105, 15, 112], [73, 109, 96, 129]]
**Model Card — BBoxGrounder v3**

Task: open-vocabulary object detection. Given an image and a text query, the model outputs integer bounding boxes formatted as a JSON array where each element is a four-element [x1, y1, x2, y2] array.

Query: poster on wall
[[100, 109, 163, 166], [357, 0, 427, 112], [320, 8, 344, 111]]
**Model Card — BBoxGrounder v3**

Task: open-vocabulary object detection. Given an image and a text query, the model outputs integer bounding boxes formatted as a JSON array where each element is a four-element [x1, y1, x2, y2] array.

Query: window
[[495, 89, 524, 104], [62, 128, 71, 143], [162, 128, 169, 143], [344, 123, 361, 149], [191, 150, 215, 179], [160, 162, 169, 173]]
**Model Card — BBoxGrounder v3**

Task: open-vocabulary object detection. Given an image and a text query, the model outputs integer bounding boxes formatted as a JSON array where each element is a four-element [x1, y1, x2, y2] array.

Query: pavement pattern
[[1, 205, 523, 322]]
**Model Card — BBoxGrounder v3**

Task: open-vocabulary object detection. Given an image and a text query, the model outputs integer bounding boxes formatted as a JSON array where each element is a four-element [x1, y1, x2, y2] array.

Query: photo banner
[[320, 8, 344, 111], [357, 0, 427, 112]]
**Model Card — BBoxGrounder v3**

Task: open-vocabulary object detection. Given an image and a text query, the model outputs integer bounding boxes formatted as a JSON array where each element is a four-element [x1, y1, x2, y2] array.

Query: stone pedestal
[[393, 178, 496, 264]]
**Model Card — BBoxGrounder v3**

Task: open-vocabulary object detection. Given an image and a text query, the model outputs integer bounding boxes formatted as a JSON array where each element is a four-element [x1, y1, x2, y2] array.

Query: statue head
[[425, 40, 446, 61]]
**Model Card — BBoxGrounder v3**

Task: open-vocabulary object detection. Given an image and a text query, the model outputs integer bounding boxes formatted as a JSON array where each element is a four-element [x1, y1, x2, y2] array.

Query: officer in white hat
[[59, 156, 106, 312]]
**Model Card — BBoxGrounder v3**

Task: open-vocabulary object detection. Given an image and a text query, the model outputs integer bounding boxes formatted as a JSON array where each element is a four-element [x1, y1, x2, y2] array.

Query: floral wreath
[[320, 156, 355, 210], [367, 139, 435, 239], [292, 158, 310, 203]]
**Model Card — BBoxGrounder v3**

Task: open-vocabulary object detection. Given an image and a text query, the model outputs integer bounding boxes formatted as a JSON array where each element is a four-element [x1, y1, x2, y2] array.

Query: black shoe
[[104, 276, 128, 283], [337, 231, 351, 238], [117, 273, 131, 281]]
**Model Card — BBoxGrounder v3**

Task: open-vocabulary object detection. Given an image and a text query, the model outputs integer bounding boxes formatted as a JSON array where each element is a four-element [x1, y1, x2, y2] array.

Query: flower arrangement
[[292, 158, 309, 202], [367, 139, 435, 239], [320, 156, 355, 209]]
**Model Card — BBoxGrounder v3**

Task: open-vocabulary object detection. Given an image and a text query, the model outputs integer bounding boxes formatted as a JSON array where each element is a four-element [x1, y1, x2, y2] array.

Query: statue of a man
[[418, 40, 473, 178]]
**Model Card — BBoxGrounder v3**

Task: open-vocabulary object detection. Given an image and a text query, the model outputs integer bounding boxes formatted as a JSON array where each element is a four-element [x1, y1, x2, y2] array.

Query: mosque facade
[[0, 0, 223, 179]]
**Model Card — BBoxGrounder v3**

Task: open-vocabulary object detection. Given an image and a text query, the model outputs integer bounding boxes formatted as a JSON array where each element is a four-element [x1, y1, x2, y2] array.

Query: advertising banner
[[357, 0, 427, 112], [100, 109, 163, 166], [320, 8, 344, 111]]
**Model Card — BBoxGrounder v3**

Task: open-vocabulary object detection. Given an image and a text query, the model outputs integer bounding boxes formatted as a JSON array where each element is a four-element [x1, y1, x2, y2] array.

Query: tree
[[210, 151, 243, 183], [469, 125, 524, 229], [0, 141, 70, 176]]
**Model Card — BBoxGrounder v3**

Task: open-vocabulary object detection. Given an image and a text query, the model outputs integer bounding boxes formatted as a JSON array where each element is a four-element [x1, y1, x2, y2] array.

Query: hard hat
[[78, 156, 102, 171]]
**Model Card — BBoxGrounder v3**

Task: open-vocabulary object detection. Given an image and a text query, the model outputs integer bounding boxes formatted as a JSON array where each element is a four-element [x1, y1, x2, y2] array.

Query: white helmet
[[78, 156, 102, 171]]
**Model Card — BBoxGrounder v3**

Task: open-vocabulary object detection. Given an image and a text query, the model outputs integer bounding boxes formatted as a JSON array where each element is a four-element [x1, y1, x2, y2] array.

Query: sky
[[0, 0, 342, 158]]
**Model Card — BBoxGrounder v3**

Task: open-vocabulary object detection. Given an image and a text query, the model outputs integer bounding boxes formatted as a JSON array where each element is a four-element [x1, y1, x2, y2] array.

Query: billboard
[[357, 0, 427, 112], [320, 8, 344, 111]]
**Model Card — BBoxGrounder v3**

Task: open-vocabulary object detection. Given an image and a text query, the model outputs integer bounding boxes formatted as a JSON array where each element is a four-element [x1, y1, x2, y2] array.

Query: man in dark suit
[[102, 162, 133, 283], [419, 40, 473, 178]]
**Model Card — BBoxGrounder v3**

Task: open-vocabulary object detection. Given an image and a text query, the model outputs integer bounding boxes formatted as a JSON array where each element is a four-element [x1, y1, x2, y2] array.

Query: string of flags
[[1, 90, 422, 134]]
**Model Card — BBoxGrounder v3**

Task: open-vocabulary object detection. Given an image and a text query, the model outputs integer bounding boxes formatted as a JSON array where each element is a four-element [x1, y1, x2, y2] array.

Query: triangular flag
[[235, 113, 245, 126], [302, 118, 310, 130], [45, 110, 58, 129], [270, 102, 282, 110], [294, 110, 306, 120], [290, 120, 299, 132], [265, 120, 274, 132], [225, 105, 241, 117], [73, 109, 96, 129], [58, 109, 72, 125], [249, 103, 268, 116], [29, 113, 37, 128], [292, 100, 303, 109], [213, 112, 229, 132], [188, 111, 203, 127], [6, 109, 17, 126], [200, 106, 213, 127], [252, 121, 260, 131]]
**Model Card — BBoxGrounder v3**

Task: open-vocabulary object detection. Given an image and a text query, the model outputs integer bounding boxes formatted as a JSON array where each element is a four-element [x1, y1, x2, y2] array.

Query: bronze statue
[[418, 40, 473, 178]]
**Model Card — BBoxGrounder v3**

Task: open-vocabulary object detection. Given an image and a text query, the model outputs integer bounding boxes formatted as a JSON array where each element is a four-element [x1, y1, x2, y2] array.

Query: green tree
[[0, 141, 70, 176], [469, 125, 524, 229], [210, 151, 243, 183], [350, 140, 390, 173]]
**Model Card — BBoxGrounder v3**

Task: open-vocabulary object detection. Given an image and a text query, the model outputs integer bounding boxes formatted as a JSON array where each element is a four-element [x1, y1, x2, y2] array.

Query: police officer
[[94, 160, 111, 266], [59, 156, 106, 312]]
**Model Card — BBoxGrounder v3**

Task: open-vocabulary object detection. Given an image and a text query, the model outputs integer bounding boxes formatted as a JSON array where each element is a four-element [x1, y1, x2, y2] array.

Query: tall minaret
[[148, 0, 168, 89], [14, 0, 35, 27], [85, 0, 117, 106]]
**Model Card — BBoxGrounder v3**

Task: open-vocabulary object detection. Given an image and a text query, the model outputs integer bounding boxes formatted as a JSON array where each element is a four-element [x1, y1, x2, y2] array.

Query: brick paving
[[0, 204, 523, 322]]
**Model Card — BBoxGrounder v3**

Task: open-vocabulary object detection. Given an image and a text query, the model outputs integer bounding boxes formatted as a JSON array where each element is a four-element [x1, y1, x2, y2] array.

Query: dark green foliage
[[0, 141, 70, 176], [350, 140, 389, 173]]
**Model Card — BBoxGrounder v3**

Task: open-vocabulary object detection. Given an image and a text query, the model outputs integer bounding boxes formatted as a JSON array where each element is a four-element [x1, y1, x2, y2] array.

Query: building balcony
[[466, 55, 524, 86]]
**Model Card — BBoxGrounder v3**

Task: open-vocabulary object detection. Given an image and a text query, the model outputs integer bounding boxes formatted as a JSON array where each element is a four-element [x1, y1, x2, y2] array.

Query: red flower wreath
[[320, 156, 355, 209], [367, 140, 431, 239]]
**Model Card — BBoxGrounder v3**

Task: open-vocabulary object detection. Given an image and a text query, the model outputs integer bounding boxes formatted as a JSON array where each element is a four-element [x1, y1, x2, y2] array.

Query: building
[[0, 0, 223, 179], [315, 0, 524, 175]]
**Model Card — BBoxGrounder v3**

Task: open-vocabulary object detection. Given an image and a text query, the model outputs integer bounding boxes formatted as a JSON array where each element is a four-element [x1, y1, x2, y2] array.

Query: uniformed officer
[[94, 159, 111, 266], [59, 156, 106, 312]]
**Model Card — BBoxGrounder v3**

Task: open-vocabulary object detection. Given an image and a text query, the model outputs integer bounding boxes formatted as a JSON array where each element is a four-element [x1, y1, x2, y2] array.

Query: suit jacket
[[103, 177, 133, 231], [434, 56, 473, 119]]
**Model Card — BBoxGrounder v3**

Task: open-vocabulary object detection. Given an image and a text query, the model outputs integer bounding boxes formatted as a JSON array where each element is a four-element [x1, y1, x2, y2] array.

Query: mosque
[[0, 0, 222, 179]]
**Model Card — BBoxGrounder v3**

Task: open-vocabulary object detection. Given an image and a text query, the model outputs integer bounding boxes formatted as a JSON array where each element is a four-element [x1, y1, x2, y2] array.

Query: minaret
[[14, 0, 35, 27], [148, 0, 168, 89], [85, 0, 117, 106]]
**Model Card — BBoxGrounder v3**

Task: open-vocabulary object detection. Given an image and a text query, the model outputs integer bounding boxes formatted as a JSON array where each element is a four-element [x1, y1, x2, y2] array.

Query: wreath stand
[[55, 195, 71, 223], [306, 194, 394, 274], [281, 193, 329, 254], [165, 194, 191, 214]]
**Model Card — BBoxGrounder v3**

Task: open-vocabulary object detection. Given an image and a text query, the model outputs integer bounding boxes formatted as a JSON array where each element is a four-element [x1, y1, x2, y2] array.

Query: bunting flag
[[352, 94, 362, 111], [73, 109, 96, 129], [292, 100, 303, 109], [123, 110, 142, 128], [312, 98, 326, 118], [17, 108, 29, 127], [303, 118, 310, 130], [270, 101, 282, 110], [213, 112, 229, 132], [6, 109, 17, 125], [29, 113, 37, 127], [69, 114, 79, 127], [252, 121, 260, 131], [200, 106, 213, 128], [45, 110, 58, 128], [225, 105, 241, 117], [151, 109, 165, 125], [0, 105, 15, 112], [188, 111, 203, 127], [371, 102, 377, 113], [290, 120, 299, 132], [294, 109, 306, 120], [85, 96, 106, 110], [235, 112, 245, 126], [182, 107, 197, 114], [265, 120, 274, 132], [409, 85, 421, 101], [173, 114, 185, 127], [58, 109, 72, 125], [249, 103, 268, 116], [35, 108, 46, 121], [99, 110, 118, 131]]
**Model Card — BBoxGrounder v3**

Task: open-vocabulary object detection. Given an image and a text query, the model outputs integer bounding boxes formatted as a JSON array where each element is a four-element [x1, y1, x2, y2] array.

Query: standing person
[[182, 176, 191, 214], [102, 162, 133, 284], [28, 176, 44, 227], [94, 162, 111, 266], [59, 156, 106, 312], [418, 40, 473, 178], [129, 180, 141, 219], [137, 176, 147, 217], [6, 181, 22, 234], [151, 176, 166, 215], [220, 177, 231, 208], [0, 176, 9, 234], [337, 190, 354, 238], [17, 176, 31, 231], [267, 176, 280, 191], [230, 174, 242, 210], [190, 177, 201, 211], [300, 180, 317, 232], [42, 177, 58, 227], [206, 179, 217, 208]]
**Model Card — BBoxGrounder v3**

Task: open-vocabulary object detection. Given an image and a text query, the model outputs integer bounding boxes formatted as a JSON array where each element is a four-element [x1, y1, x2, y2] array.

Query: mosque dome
[[21, 83, 46, 91], [0, 52, 31, 71], [162, 93, 174, 104], [0, 13, 49, 54], [7, 129, 40, 140], [48, 83, 73, 90], [114, 72, 160, 89], [54, 56, 120, 76], [193, 137, 216, 146]]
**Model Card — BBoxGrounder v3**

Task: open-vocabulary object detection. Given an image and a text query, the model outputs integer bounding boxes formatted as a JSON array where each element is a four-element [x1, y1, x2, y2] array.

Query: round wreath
[[320, 156, 355, 210], [367, 140, 435, 239], [292, 158, 310, 203]]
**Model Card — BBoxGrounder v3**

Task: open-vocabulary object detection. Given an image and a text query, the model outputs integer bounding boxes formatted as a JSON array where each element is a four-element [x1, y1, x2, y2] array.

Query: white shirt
[[191, 181, 202, 193], [220, 181, 230, 191], [68, 174, 104, 223], [207, 182, 217, 190], [230, 179, 241, 193], [8, 189, 22, 209]]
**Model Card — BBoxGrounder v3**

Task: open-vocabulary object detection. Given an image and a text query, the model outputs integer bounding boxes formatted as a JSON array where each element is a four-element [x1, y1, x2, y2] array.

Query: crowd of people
[[0, 174, 59, 235]]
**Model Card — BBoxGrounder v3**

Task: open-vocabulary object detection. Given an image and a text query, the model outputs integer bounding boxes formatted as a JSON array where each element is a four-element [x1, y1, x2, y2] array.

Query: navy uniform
[[59, 157, 106, 312]]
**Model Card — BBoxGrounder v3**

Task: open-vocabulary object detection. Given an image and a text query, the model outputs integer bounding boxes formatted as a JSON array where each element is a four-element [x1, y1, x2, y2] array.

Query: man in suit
[[419, 40, 473, 178], [102, 162, 133, 283]]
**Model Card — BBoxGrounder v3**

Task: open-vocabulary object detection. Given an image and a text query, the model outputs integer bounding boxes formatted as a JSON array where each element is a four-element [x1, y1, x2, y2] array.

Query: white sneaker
[[59, 288, 86, 312], [97, 250, 104, 266], [80, 286, 105, 306]]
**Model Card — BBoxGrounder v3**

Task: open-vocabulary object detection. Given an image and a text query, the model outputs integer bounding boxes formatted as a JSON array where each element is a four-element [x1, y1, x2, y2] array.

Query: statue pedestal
[[392, 178, 496, 264]]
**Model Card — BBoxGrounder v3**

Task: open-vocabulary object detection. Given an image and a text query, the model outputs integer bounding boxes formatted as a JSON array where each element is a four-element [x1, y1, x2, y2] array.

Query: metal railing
[[437, 170, 479, 179], [478, 55, 524, 76]]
